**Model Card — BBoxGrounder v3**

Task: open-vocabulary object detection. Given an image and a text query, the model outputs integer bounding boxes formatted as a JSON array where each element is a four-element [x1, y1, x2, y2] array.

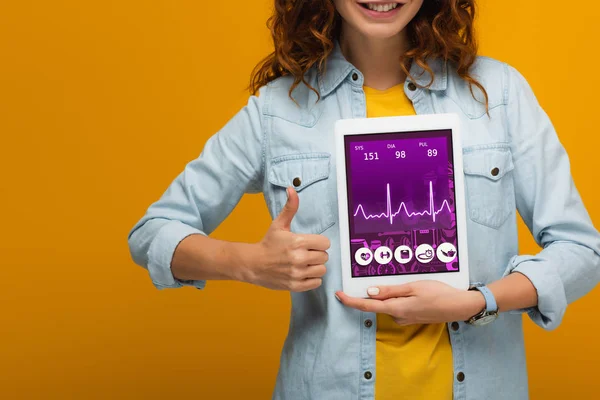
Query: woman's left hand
[[335, 281, 486, 325]]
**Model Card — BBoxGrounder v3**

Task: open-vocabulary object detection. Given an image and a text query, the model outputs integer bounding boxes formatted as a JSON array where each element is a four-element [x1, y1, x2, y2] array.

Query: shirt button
[[364, 371, 372, 380], [292, 177, 302, 187], [457, 372, 465, 382], [491, 167, 500, 177], [364, 319, 373, 328], [352, 72, 359, 81], [407, 82, 417, 91], [451, 322, 460, 331]]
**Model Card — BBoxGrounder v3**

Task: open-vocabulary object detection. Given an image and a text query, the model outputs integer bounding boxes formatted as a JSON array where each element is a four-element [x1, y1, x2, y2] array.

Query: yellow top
[[364, 84, 453, 400]]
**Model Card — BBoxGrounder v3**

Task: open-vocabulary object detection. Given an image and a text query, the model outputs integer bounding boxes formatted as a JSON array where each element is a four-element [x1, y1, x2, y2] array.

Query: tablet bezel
[[334, 113, 469, 298]]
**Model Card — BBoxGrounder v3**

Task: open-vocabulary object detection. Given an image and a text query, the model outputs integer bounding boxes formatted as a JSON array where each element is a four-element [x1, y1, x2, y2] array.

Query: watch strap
[[473, 285, 498, 313]]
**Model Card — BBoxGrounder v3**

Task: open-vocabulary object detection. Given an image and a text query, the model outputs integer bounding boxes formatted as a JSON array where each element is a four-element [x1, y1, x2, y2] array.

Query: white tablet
[[335, 114, 469, 298]]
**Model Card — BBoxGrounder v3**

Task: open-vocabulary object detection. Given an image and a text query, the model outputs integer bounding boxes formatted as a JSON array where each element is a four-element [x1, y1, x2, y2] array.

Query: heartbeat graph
[[354, 181, 451, 224]]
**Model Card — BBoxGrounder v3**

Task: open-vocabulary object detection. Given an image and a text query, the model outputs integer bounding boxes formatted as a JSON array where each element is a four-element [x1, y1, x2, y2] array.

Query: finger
[[272, 187, 299, 231], [297, 234, 331, 251], [291, 278, 322, 292], [367, 284, 414, 300], [301, 264, 327, 279], [335, 291, 388, 313], [306, 250, 329, 265]]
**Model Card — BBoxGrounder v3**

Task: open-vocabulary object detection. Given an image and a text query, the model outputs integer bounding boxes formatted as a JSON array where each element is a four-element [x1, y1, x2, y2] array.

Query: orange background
[[1, 1, 599, 399]]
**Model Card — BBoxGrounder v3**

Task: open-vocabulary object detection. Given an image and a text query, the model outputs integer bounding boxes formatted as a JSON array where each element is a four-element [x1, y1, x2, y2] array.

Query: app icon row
[[354, 242, 457, 266]]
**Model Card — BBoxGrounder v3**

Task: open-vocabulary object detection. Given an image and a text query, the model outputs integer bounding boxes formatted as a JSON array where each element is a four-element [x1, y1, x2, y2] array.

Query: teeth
[[367, 3, 398, 12]]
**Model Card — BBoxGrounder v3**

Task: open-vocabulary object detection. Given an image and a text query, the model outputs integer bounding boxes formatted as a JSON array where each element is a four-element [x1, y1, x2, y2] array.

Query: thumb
[[273, 187, 299, 231], [367, 284, 414, 299]]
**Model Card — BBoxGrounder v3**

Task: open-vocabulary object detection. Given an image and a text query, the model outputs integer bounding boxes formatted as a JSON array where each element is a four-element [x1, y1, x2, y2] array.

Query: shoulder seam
[[259, 86, 269, 191], [503, 62, 512, 146]]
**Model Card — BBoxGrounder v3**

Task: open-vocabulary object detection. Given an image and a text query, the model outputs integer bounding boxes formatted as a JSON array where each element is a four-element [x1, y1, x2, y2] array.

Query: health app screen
[[344, 130, 459, 278]]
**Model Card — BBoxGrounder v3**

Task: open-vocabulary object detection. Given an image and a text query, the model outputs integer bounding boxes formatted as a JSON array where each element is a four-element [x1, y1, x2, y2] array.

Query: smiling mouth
[[359, 2, 402, 12]]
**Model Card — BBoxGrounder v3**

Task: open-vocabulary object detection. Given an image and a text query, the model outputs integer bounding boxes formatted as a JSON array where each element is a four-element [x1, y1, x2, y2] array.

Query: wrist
[[226, 241, 268, 284], [462, 289, 486, 320]]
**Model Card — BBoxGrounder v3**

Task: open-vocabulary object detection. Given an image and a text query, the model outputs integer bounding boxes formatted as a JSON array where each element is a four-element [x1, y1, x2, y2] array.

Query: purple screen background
[[344, 129, 460, 278]]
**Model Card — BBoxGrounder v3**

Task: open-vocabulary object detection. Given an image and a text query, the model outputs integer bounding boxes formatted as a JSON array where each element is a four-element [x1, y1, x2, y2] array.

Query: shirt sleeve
[[502, 64, 600, 330], [127, 90, 265, 290]]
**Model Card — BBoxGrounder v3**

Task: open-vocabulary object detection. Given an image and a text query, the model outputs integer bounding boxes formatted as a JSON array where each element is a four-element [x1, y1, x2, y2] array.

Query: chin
[[358, 25, 406, 40]]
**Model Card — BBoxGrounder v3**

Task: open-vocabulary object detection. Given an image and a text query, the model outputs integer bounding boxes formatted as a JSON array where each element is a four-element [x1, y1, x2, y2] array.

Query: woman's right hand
[[249, 187, 331, 292]]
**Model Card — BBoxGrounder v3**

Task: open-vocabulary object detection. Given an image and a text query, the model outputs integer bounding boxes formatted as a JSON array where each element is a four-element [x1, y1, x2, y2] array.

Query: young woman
[[128, 1, 600, 399]]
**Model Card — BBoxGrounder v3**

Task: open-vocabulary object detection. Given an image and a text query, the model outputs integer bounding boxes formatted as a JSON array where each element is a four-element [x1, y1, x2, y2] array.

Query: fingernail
[[367, 287, 380, 296], [335, 293, 341, 302], [286, 187, 290, 197]]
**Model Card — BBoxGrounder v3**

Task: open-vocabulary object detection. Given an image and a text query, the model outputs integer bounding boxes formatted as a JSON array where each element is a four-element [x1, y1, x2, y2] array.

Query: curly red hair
[[250, 0, 488, 109]]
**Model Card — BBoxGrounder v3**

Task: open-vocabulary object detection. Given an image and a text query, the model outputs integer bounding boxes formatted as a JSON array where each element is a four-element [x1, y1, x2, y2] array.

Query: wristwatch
[[466, 286, 499, 326]]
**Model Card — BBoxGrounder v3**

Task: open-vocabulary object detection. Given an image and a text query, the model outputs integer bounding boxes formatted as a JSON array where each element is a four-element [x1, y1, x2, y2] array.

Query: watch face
[[472, 314, 497, 326]]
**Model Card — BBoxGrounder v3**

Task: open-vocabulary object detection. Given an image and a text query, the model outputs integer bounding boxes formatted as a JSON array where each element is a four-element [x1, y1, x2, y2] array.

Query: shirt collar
[[317, 41, 448, 97]]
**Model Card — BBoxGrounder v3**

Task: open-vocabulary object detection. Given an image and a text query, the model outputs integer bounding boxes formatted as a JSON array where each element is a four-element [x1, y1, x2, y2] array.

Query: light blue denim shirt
[[128, 43, 600, 400]]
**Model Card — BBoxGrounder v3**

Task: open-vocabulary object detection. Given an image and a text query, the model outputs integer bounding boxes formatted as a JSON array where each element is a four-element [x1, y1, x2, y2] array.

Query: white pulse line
[[354, 181, 451, 224]]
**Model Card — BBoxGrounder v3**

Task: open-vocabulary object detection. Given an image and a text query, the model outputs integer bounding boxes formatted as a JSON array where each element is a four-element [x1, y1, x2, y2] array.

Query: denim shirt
[[128, 44, 600, 400]]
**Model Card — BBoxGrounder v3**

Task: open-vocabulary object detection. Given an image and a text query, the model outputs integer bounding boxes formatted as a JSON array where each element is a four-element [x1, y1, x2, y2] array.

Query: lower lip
[[357, 3, 403, 19]]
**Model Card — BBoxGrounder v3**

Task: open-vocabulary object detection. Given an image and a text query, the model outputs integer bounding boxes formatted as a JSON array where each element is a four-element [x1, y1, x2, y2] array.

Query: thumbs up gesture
[[250, 187, 331, 292]]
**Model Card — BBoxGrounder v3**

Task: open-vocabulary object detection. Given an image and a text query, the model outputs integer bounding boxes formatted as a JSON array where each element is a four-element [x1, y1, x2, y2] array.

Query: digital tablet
[[334, 114, 469, 298]]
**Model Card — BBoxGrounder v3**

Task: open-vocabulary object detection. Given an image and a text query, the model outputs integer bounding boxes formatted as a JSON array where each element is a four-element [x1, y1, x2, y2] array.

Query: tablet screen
[[344, 129, 460, 278]]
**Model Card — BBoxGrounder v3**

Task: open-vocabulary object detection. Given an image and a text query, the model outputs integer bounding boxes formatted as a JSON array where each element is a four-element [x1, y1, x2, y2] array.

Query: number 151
[[364, 152, 379, 161]]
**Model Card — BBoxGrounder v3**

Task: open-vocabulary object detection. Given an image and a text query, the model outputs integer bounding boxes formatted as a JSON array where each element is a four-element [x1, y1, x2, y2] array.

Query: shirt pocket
[[268, 152, 335, 235], [463, 145, 516, 229]]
